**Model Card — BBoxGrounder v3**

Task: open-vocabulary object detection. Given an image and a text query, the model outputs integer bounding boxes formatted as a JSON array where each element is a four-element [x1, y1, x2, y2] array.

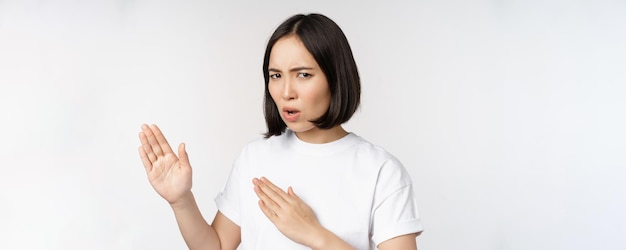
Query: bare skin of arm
[[378, 233, 419, 250], [138, 124, 241, 250]]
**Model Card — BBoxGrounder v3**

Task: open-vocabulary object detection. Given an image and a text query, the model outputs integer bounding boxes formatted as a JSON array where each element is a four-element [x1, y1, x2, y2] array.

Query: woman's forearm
[[170, 191, 221, 250], [309, 227, 356, 250]]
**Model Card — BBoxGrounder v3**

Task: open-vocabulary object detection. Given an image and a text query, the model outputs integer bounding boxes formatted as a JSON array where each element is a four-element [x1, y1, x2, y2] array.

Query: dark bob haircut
[[263, 13, 361, 138]]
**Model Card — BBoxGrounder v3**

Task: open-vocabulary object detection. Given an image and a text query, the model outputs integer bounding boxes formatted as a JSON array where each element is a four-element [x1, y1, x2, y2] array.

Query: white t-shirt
[[215, 130, 423, 249]]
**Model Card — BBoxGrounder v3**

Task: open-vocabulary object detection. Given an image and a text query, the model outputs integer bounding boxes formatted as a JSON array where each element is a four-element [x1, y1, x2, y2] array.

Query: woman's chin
[[286, 124, 317, 134]]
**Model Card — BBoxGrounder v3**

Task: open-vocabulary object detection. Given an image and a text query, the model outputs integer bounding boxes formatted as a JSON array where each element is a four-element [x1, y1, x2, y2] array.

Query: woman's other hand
[[253, 177, 354, 249], [138, 124, 192, 206]]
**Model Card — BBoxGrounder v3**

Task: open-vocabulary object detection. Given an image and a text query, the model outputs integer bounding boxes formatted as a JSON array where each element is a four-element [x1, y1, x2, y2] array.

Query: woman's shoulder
[[350, 134, 412, 178], [349, 134, 400, 162]]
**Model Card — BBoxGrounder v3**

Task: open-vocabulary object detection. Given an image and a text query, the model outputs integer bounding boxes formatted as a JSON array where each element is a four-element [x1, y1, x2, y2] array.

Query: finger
[[288, 186, 298, 199], [138, 146, 153, 173], [142, 124, 164, 157], [150, 124, 174, 155], [286, 186, 303, 206], [178, 143, 190, 168], [253, 179, 278, 206], [256, 178, 289, 208], [260, 177, 296, 205], [260, 177, 290, 202], [253, 179, 282, 212], [258, 200, 278, 221], [139, 130, 157, 163]]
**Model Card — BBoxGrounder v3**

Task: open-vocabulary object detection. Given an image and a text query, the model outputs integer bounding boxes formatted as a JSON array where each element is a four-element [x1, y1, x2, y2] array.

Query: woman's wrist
[[309, 226, 355, 250], [169, 191, 196, 211]]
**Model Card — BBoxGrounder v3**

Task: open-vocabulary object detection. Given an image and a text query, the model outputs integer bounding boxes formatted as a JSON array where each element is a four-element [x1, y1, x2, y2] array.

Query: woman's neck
[[294, 125, 348, 144]]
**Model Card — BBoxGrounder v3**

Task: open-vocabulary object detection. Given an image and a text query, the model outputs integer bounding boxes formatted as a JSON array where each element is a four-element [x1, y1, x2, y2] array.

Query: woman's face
[[268, 35, 331, 138]]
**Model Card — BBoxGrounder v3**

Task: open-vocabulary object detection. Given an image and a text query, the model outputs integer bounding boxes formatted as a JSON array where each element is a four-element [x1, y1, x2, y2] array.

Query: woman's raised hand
[[138, 124, 192, 205]]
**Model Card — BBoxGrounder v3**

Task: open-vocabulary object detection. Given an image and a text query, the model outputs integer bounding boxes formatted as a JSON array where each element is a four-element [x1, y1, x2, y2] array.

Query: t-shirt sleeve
[[214, 153, 243, 226], [370, 159, 424, 246]]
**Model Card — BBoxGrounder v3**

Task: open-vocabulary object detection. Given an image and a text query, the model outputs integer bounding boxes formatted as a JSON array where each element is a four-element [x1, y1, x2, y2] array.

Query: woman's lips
[[283, 107, 300, 122]]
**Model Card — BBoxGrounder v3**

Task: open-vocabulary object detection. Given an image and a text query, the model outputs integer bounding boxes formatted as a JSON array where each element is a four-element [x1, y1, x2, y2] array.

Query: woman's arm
[[169, 191, 242, 250], [377, 233, 419, 250], [211, 211, 242, 250], [170, 193, 241, 250], [169, 191, 222, 250], [138, 124, 240, 250]]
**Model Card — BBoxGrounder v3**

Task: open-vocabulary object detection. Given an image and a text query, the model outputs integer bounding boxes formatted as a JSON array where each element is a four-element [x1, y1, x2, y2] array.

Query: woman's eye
[[270, 73, 281, 79], [298, 72, 311, 78]]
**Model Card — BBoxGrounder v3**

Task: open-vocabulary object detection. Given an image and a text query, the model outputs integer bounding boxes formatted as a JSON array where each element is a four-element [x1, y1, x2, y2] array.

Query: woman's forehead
[[268, 36, 318, 69]]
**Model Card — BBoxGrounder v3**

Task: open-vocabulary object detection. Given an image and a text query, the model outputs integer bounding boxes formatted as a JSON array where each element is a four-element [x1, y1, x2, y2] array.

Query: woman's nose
[[282, 78, 296, 100]]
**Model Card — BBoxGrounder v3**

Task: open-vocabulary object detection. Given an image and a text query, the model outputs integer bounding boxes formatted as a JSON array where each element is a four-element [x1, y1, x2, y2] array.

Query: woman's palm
[[139, 124, 192, 204]]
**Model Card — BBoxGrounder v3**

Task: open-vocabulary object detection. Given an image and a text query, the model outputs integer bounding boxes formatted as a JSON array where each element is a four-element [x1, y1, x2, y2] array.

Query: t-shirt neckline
[[284, 129, 360, 156]]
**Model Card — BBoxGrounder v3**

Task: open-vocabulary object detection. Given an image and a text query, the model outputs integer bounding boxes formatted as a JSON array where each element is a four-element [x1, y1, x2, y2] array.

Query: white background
[[1, 0, 625, 249]]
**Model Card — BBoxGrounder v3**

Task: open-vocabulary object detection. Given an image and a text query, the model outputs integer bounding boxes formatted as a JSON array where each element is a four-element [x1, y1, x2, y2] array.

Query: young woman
[[138, 13, 423, 249]]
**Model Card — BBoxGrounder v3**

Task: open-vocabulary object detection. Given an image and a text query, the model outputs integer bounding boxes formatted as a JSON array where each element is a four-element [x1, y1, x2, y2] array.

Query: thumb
[[288, 186, 299, 199], [178, 143, 191, 166]]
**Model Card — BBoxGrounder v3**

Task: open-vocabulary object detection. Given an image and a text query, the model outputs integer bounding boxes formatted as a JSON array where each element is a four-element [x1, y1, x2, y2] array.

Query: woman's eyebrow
[[268, 66, 314, 73], [289, 67, 314, 72]]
